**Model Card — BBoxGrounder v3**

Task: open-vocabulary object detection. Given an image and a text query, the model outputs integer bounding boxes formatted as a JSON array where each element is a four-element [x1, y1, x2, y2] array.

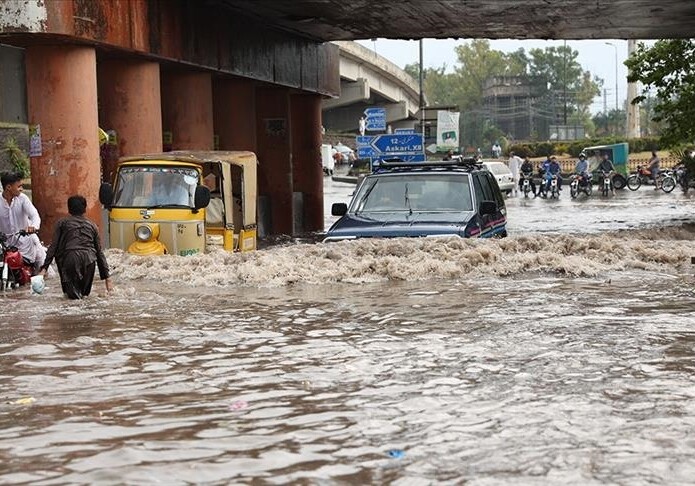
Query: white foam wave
[[105, 226, 695, 288]]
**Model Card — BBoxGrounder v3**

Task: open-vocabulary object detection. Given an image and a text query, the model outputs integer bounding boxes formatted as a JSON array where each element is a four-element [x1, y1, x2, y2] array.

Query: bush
[[2, 138, 30, 178]]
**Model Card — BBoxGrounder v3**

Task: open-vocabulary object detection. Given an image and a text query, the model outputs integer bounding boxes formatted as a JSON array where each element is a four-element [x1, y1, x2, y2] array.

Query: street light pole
[[605, 42, 618, 112]]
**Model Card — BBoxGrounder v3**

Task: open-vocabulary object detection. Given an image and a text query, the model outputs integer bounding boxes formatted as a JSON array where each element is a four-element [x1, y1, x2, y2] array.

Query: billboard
[[436, 111, 460, 150]]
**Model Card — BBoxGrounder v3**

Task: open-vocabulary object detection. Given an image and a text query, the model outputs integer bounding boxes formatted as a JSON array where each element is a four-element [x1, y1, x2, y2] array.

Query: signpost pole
[[419, 39, 425, 142]]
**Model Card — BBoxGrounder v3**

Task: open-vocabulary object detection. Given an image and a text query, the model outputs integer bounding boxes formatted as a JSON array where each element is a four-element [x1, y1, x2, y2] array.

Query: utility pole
[[626, 39, 641, 138], [603, 88, 609, 133], [563, 40, 567, 125], [419, 39, 425, 142], [605, 42, 619, 112]]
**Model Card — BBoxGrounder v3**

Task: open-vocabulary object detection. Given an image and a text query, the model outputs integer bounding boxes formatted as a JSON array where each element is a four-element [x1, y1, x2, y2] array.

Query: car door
[[475, 172, 506, 236]]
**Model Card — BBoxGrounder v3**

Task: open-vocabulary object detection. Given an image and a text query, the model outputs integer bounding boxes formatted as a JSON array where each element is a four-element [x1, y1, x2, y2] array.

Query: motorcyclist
[[647, 150, 660, 188], [519, 156, 537, 196], [543, 156, 563, 194], [598, 153, 616, 194], [574, 153, 591, 187]]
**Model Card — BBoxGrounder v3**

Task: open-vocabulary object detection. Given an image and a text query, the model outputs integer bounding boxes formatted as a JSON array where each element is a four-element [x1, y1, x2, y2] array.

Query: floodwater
[[2, 173, 695, 485]]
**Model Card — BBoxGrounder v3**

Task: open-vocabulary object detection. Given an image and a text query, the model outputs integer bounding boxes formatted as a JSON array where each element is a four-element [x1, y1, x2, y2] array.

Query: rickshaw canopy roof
[[118, 150, 258, 172]]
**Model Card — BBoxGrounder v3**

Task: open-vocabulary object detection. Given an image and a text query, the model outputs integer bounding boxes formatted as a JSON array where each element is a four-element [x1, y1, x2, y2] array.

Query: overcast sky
[[356, 38, 637, 114]]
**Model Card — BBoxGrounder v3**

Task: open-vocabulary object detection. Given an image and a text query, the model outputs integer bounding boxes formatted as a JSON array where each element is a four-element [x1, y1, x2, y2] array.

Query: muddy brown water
[[2, 182, 695, 485]]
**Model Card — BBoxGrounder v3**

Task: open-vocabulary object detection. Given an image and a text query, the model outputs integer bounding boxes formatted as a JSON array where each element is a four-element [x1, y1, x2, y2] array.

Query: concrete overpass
[[322, 41, 421, 134], [205, 1, 695, 41], [1, 0, 694, 241]]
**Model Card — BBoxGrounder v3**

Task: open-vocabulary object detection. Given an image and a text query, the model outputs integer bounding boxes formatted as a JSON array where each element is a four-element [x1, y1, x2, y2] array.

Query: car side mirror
[[99, 183, 113, 208], [332, 203, 348, 216], [479, 200, 497, 215], [194, 185, 211, 212]]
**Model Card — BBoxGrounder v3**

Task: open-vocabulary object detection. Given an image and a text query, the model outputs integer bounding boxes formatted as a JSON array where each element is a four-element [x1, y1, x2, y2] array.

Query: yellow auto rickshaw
[[99, 150, 258, 256]]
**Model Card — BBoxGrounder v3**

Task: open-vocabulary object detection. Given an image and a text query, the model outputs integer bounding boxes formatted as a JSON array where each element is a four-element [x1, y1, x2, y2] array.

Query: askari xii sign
[[356, 133, 425, 162], [372, 134, 423, 154]]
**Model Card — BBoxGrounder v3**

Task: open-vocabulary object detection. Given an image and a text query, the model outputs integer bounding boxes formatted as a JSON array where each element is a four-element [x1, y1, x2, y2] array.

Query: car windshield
[[351, 174, 473, 213], [112, 166, 199, 208]]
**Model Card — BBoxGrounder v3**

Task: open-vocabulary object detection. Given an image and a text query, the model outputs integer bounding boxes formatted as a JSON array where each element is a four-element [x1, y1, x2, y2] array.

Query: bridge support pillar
[[162, 72, 214, 150], [256, 87, 293, 236], [291, 94, 324, 232], [25, 45, 101, 243], [213, 78, 257, 151], [97, 60, 163, 180]]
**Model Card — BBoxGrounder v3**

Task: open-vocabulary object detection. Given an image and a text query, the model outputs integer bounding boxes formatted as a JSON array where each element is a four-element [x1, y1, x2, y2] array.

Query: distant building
[[481, 76, 548, 141]]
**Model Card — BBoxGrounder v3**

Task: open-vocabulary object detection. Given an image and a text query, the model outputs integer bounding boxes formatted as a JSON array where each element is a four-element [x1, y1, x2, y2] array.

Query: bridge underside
[[209, 0, 695, 41]]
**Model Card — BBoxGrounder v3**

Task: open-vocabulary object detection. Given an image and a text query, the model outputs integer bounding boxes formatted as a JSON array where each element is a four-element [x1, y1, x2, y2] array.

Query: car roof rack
[[372, 156, 483, 173]]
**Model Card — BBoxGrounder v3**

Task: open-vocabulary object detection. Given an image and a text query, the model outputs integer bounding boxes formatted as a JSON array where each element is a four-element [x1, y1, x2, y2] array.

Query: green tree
[[528, 45, 600, 121], [626, 39, 695, 147]]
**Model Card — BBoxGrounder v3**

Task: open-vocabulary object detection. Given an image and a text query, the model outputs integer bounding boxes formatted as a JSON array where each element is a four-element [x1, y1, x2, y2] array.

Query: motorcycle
[[569, 173, 592, 199], [671, 163, 694, 193], [546, 174, 560, 199], [0, 231, 33, 290], [626, 165, 676, 193], [520, 172, 533, 198], [599, 170, 615, 196]]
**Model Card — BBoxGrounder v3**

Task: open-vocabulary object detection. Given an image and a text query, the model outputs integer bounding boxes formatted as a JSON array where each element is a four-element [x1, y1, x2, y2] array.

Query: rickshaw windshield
[[112, 166, 199, 208]]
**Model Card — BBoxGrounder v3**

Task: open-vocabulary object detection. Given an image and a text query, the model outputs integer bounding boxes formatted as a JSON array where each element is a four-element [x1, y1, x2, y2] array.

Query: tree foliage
[[626, 39, 695, 147], [403, 40, 603, 148]]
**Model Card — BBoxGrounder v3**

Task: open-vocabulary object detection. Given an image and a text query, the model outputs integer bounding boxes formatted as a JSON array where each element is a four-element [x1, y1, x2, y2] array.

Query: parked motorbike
[[626, 165, 676, 193], [569, 173, 592, 199], [0, 231, 33, 290]]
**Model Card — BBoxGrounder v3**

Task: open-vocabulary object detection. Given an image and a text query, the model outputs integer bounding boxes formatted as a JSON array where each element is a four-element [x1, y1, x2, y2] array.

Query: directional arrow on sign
[[371, 134, 423, 154], [364, 107, 386, 117]]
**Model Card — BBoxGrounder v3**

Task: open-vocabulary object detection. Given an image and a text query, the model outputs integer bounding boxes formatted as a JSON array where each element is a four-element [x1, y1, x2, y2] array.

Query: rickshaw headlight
[[135, 225, 152, 241], [134, 223, 159, 242]]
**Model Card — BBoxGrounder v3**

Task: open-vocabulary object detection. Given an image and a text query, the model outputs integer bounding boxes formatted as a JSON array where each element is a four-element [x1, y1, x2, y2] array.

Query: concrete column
[[256, 87, 293, 235], [97, 60, 163, 181], [290, 94, 324, 232], [25, 46, 101, 244], [212, 78, 257, 151], [161, 72, 213, 150]]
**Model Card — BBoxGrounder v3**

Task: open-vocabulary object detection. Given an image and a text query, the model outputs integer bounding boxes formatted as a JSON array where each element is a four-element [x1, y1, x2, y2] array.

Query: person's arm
[[38, 220, 62, 277], [23, 196, 41, 233], [92, 223, 112, 292]]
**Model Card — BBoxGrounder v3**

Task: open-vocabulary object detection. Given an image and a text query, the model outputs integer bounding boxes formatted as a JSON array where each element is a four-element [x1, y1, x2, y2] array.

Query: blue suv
[[324, 159, 508, 242]]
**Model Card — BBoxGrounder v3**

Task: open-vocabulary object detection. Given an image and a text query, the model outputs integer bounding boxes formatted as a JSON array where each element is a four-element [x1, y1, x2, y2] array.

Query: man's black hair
[[1, 171, 23, 190], [67, 195, 87, 216]]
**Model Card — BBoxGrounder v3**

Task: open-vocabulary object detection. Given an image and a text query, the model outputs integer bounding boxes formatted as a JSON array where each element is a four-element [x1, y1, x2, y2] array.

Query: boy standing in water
[[38, 195, 112, 299]]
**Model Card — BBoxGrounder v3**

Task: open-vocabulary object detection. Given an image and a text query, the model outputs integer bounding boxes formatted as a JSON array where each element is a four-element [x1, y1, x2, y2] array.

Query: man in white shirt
[[0, 171, 46, 271], [508, 152, 523, 196]]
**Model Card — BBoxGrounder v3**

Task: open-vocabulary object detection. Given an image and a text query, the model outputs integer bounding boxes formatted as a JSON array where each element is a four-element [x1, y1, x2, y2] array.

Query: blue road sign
[[356, 135, 375, 146], [366, 119, 386, 131], [357, 146, 378, 158], [394, 128, 416, 134], [364, 107, 386, 131], [371, 134, 423, 154], [376, 153, 426, 162], [364, 107, 386, 117], [356, 133, 425, 161]]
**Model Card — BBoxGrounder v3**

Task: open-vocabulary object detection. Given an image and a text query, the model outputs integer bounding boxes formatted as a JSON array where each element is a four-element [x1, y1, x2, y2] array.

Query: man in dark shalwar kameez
[[39, 195, 113, 299]]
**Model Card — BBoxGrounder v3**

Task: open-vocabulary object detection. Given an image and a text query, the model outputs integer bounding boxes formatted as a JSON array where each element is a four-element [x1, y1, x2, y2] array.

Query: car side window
[[473, 174, 486, 207], [485, 172, 505, 208], [478, 173, 495, 202]]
